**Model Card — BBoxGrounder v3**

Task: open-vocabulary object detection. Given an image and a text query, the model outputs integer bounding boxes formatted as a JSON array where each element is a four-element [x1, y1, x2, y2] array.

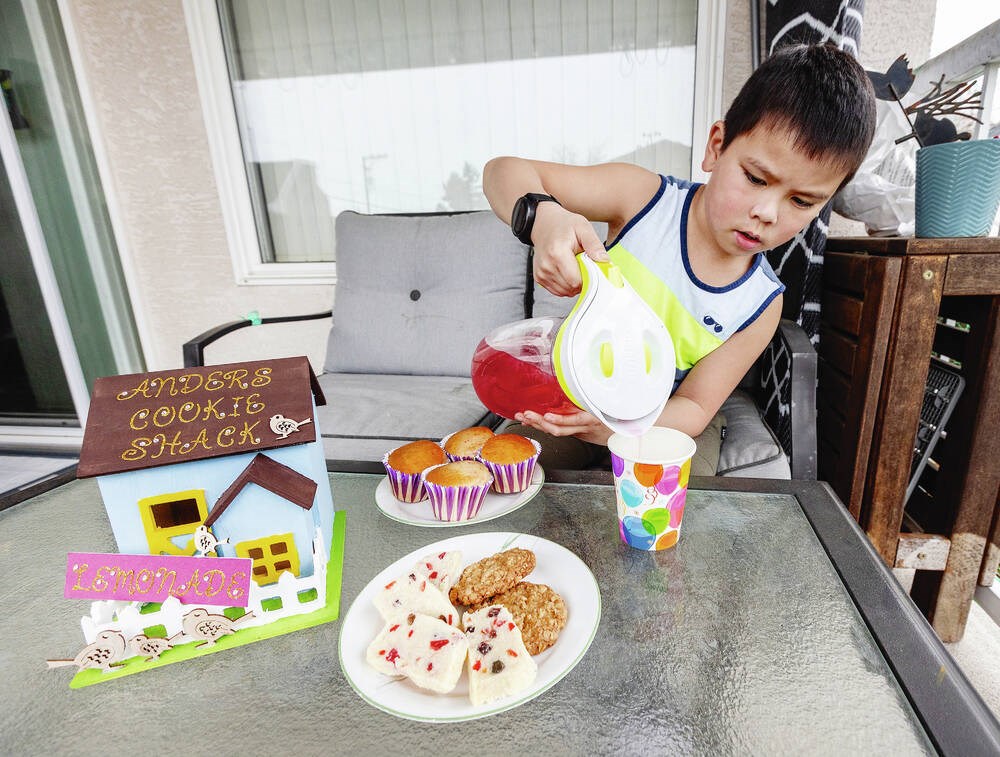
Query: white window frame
[[0, 85, 90, 429], [914, 19, 1000, 141], [183, 0, 726, 287]]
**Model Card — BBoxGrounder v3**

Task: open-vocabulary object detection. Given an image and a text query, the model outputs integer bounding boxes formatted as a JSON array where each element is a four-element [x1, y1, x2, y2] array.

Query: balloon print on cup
[[608, 427, 696, 551]]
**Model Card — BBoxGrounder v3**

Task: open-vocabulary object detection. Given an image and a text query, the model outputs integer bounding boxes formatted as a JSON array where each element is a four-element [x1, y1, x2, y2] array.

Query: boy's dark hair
[[723, 44, 876, 186]]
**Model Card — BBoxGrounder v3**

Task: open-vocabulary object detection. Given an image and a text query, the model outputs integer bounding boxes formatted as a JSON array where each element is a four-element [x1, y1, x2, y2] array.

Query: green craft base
[[70, 509, 347, 688]]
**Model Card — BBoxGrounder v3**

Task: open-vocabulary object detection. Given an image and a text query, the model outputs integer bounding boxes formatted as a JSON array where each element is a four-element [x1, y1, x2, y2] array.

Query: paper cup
[[608, 427, 697, 551]]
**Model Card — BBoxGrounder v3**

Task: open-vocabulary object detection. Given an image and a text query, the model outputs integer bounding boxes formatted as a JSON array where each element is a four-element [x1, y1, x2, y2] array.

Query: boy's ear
[[701, 121, 726, 172]]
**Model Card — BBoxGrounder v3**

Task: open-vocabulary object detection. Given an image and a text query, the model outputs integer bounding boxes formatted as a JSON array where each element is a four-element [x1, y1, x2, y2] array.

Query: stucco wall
[[722, 0, 753, 113], [63, 0, 936, 371], [719, 1, 937, 120], [833, 0, 938, 235], [63, 0, 333, 372]]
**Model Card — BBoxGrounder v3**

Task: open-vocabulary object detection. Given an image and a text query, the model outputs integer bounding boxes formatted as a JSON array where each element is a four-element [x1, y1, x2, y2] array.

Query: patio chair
[[183, 210, 817, 479]]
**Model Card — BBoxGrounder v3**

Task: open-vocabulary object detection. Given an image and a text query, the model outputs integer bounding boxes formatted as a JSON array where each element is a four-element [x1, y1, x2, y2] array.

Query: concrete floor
[[945, 586, 1000, 719]]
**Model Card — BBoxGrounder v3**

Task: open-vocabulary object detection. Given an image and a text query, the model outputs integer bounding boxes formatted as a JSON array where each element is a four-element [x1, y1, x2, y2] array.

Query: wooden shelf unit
[[818, 236, 1000, 642]]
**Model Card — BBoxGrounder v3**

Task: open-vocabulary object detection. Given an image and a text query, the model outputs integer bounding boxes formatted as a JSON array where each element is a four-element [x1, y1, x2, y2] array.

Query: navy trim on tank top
[[736, 285, 785, 332], [682, 243, 764, 293], [680, 186, 765, 294], [606, 174, 668, 250]]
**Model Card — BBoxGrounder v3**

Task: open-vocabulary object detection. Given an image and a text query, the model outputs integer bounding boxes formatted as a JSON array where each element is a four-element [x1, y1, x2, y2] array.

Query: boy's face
[[699, 121, 848, 257]]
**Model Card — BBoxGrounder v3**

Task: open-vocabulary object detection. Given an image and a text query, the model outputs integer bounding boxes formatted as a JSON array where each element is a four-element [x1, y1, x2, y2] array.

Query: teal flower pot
[[915, 139, 1000, 238]]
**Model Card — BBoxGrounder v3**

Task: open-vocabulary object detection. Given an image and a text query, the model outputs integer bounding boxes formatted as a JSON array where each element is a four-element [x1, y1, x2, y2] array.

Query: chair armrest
[[182, 310, 332, 367], [756, 318, 818, 480]]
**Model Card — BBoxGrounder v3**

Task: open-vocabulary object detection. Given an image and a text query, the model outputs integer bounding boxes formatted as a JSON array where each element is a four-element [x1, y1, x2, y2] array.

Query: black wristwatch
[[511, 193, 561, 246]]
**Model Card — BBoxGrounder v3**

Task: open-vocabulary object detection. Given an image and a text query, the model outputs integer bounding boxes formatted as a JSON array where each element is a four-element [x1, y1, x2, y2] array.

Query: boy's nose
[[751, 195, 778, 224]]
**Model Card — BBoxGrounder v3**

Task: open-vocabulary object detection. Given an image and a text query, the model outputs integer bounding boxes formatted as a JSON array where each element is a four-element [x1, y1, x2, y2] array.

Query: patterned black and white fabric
[[756, 1, 865, 466], [763, 0, 865, 343]]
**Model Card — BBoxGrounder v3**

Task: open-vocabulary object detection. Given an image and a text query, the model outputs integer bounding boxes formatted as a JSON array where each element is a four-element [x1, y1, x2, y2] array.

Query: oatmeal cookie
[[448, 548, 536, 606], [468, 582, 567, 654]]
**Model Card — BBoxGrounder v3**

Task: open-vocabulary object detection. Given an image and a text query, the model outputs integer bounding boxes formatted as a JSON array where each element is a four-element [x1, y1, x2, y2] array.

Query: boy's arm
[[661, 296, 783, 438], [482, 158, 662, 295]]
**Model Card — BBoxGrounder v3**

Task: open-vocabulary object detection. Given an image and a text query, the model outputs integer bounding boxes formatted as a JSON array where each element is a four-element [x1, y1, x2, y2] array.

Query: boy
[[483, 44, 876, 473]]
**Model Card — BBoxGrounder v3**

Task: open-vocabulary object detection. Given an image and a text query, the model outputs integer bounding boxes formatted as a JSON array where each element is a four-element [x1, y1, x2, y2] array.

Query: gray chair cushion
[[325, 211, 530, 378], [531, 284, 576, 319], [315, 372, 491, 462], [691, 412, 726, 476], [717, 390, 791, 479]]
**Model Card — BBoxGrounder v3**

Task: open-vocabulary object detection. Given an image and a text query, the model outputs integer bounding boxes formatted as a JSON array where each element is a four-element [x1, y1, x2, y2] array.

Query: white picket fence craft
[[80, 527, 329, 647]]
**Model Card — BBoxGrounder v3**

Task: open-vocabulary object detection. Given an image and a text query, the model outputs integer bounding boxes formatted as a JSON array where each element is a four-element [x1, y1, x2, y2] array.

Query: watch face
[[511, 195, 529, 236]]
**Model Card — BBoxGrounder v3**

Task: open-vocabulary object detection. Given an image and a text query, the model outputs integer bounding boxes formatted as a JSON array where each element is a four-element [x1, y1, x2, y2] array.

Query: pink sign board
[[65, 552, 253, 607]]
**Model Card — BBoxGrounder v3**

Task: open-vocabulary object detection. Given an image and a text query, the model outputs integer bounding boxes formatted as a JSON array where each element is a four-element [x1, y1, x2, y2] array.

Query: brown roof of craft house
[[203, 453, 317, 528], [77, 356, 326, 478]]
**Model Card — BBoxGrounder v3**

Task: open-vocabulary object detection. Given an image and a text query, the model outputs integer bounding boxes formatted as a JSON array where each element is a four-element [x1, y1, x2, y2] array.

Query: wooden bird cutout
[[174, 607, 256, 648], [269, 413, 312, 439], [47, 630, 127, 672], [193, 524, 230, 556], [127, 633, 174, 662]]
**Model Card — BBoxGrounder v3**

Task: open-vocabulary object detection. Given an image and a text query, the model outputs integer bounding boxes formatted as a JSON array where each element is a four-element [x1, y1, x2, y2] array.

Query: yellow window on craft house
[[138, 490, 208, 556], [236, 533, 300, 586]]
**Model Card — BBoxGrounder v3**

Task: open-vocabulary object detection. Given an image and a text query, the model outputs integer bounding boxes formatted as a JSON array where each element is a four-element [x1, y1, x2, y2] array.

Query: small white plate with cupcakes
[[338, 531, 601, 722], [377, 429, 545, 528]]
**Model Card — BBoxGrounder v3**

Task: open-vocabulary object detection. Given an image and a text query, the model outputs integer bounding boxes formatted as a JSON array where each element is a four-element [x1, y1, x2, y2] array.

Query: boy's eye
[[744, 170, 765, 186], [791, 196, 814, 209]]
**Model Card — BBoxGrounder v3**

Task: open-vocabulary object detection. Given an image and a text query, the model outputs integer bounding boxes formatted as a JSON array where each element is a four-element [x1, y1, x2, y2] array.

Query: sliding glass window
[[212, 0, 700, 266]]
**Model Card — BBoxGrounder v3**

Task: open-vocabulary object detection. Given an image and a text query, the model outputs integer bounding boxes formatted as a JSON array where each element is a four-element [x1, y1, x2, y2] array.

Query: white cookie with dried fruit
[[412, 550, 463, 595], [366, 612, 468, 693], [462, 605, 537, 706], [374, 570, 458, 626]]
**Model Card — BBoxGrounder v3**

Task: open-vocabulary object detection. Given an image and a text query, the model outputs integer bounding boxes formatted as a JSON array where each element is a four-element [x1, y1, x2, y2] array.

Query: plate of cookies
[[338, 531, 601, 722], [376, 427, 545, 527]]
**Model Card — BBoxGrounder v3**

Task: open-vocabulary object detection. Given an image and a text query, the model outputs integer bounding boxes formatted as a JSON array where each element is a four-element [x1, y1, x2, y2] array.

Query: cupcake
[[382, 440, 447, 503], [421, 460, 494, 522], [477, 434, 541, 494], [442, 426, 495, 461]]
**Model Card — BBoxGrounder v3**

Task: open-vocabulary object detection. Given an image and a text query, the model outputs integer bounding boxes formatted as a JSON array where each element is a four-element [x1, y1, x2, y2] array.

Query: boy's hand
[[530, 203, 608, 297], [514, 409, 612, 447]]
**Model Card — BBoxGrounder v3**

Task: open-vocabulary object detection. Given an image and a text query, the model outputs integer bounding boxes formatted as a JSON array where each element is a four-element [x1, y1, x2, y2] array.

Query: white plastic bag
[[833, 100, 917, 236]]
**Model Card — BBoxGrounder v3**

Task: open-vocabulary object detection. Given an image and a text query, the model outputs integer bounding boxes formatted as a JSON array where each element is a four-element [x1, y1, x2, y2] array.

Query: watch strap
[[512, 193, 561, 246]]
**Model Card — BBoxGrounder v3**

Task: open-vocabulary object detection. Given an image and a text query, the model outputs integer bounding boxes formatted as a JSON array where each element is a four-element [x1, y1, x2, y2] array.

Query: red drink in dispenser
[[471, 317, 579, 420]]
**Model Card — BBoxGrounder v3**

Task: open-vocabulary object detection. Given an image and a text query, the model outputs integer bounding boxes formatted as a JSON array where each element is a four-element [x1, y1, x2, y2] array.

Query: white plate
[[374, 466, 545, 527], [338, 531, 601, 722]]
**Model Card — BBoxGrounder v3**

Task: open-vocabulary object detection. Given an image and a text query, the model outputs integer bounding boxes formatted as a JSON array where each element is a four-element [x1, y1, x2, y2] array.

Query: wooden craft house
[[76, 356, 333, 586]]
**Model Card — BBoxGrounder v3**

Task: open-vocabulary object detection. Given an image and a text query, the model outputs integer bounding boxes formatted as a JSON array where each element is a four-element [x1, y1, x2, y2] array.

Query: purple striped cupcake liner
[[440, 430, 491, 462], [421, 464, 494, 522], [478, 438, 541, 494], [381, 451, 429, 503]]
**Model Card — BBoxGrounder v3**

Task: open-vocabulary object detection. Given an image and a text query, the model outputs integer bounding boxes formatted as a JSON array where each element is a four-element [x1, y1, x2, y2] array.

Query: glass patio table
[[1, 467, 997, 755]]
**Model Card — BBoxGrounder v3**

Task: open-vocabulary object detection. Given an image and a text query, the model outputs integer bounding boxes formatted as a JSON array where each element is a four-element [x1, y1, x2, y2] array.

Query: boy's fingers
[[532, 214, 605, 295], [555, 258, 583, 294], [536, 255, 581, 296], [517, 412, 554, 434], [579, 223, 609, 262], [530, 410, 596, 436], [541, 409, 580, 424], [521, 411, 573, 436]]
